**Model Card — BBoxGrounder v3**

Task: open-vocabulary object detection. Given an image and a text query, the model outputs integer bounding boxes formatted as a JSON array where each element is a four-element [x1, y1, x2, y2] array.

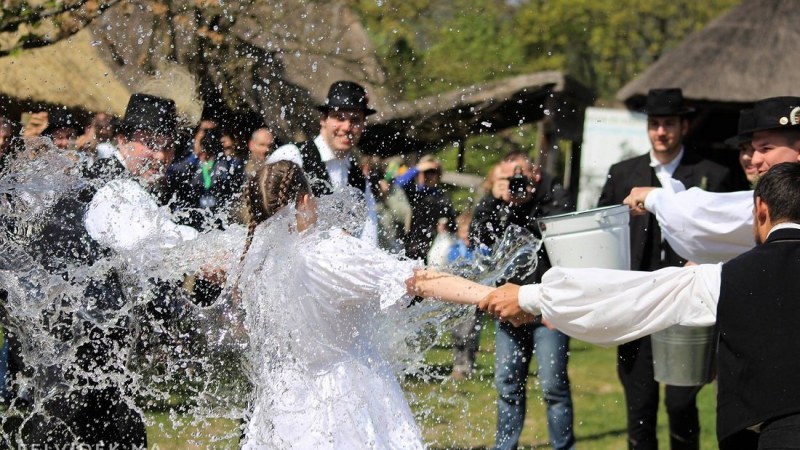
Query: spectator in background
[[221, 128, 239, 158], [42, 108, 80, 151], [426, 217, 455, 268], [446, 210, 486, 380], [171, 126, 244, 229], [372, 156, 412, 254], [245, 127, 275, 179], [395, 154, 456, 261], [598, 88, 732, 450], [0, 115, 15, 172], [76, 112, 117, 160], [470, 150, 575, 450]]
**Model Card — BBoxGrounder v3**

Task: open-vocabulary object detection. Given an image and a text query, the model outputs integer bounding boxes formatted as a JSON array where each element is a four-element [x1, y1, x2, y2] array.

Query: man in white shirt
[[479, 161, 800, 450], [22, 93, 195, 448], [596, 88, 731, 450], [624, 96, 800, 264]]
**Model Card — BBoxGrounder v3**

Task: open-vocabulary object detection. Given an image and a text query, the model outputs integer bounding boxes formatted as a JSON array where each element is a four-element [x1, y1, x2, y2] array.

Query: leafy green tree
[[353, 0, 739, 102], [514, 0, 739, 100]]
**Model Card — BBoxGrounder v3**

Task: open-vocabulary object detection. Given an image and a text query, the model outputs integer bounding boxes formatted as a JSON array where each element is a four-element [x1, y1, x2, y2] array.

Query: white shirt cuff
[[643, 187, 665, 212], [518, 284, 542, 315]]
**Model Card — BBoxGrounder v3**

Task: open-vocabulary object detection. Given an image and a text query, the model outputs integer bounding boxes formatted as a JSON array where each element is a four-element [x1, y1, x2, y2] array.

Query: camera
[[508, 173, 532, 199]]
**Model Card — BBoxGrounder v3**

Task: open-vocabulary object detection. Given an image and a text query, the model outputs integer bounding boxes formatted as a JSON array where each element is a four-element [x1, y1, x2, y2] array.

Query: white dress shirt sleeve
[[518, 264, 721, 346], [645, 187, 754, 263], [84, 179, 198, 252]]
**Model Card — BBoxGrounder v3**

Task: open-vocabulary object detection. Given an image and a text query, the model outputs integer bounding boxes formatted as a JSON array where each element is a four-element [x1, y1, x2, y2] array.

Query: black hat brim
[[317, 105, 376, 116], [740, 123, 800, 135], [723, 133, 751, 148], [641, 106, 695, 117]]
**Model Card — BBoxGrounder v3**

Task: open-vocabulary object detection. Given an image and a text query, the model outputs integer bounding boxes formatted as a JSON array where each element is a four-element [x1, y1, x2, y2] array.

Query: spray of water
[[0, 141, 540, 446], [0, 138, 248, 446]]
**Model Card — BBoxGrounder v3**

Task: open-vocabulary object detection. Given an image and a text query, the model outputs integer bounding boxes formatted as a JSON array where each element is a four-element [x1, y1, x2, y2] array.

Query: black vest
[[298, 140, 366, 198], [716, 227, 800, 440]]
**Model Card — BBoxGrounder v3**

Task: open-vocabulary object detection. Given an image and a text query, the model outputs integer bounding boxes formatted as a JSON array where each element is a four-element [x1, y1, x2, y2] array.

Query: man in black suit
[[11, 93, 197, 448], [597, 88, 732, 450]]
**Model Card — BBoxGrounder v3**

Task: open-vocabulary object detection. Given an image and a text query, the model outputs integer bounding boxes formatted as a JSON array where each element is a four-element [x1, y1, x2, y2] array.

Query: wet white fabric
[[85, 178, 198, 251], [644, 187, 754, 263], [239, 214, 424, 450], [518, 264, 720, 346]]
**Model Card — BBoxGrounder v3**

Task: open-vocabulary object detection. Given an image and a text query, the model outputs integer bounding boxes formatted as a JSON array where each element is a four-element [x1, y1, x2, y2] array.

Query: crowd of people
[[0, 80, 798, 450]]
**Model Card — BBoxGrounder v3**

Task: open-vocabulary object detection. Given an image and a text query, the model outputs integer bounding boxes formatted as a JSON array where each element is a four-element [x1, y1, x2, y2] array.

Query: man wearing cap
[[277, 80, 379, 244], [392, 154, 456, 261], [597, 88, 732, 450], [624, 96, 800, 264], [19, 93, 197, 447]]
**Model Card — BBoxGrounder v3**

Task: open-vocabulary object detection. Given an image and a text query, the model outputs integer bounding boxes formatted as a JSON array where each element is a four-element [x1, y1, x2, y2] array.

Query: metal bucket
[[651, 325, 717, 386], [537, 204, 631, 269]]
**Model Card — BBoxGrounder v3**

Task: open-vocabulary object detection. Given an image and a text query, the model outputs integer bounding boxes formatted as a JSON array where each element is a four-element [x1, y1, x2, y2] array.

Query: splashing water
[[0, 139, 249, 446], [0, 141, 540, 446]]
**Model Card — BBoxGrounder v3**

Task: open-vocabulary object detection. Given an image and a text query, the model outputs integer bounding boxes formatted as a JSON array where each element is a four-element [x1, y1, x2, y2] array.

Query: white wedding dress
[[238, 210, 426, 450]]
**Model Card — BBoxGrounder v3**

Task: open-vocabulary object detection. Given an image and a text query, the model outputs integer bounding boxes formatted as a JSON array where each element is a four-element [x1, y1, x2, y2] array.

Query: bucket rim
[[538, 204, 629, 224]]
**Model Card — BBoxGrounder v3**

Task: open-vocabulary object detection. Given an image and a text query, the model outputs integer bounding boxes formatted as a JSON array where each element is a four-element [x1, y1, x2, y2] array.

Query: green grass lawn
[[148, 319, 718, 449]]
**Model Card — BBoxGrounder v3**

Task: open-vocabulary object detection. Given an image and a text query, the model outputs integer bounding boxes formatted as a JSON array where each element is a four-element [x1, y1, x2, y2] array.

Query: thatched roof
[[362, 71, 594, 154], [617, 0, 800, 107], [0, 28, 131, 115], [0, 1, 593, 157]]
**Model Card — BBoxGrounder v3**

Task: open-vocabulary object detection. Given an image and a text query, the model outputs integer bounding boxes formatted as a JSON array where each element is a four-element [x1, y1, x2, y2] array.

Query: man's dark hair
[[754, 162, 800, 223], [778, 129, 800, 147]]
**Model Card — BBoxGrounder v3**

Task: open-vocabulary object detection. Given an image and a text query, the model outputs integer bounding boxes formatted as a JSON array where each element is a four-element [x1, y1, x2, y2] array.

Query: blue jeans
[[495, 320, 575, 450]]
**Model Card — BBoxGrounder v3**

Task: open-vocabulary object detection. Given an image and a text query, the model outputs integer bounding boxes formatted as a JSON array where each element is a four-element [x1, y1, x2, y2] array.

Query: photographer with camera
[[470, 149, 575, 450]]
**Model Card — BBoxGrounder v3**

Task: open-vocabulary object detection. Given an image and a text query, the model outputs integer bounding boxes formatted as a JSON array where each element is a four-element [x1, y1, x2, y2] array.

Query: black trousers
[[618, 337, 703, 450]]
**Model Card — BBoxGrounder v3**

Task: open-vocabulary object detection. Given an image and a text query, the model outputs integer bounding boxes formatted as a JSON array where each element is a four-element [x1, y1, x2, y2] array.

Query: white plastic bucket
[[537, 204, 631, 270], [652, 325, 717, 386]]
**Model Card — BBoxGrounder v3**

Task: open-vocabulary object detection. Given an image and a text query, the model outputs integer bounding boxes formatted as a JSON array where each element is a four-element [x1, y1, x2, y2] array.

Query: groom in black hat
[[277, 81, 379, 242], [597, 88, 732, 450]]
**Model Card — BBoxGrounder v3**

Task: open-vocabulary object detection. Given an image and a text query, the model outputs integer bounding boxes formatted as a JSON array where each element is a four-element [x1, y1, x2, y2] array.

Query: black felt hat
[[119, 93, 178, 136], [316, 81, 376, 116], [641, 88, 695, 116], [740, 96, 800, 135], [724, 108, 756, 148]]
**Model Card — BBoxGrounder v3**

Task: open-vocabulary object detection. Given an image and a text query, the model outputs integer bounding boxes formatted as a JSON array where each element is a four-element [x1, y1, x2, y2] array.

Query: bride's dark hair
[[232, 160, 312, 302], [240, 159, 311, 259], [245, 160, 311, 228]]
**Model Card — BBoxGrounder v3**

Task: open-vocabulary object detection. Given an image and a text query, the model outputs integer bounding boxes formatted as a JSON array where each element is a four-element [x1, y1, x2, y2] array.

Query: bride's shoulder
[[304, 227, 364, 253]]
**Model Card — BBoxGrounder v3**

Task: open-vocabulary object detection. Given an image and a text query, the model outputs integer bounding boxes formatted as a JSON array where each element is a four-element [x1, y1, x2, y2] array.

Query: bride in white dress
[[237, 160, 491, 449]]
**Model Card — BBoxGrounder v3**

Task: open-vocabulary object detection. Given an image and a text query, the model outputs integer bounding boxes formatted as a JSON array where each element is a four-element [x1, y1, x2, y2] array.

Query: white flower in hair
[[266, 144, 303, 166]]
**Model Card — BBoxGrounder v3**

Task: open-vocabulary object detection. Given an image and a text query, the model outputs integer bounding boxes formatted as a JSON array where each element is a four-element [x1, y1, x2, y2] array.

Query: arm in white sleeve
[[519, 264, 721, 346], [645, 188, 754, 263], [85, 179, 198, 252]]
